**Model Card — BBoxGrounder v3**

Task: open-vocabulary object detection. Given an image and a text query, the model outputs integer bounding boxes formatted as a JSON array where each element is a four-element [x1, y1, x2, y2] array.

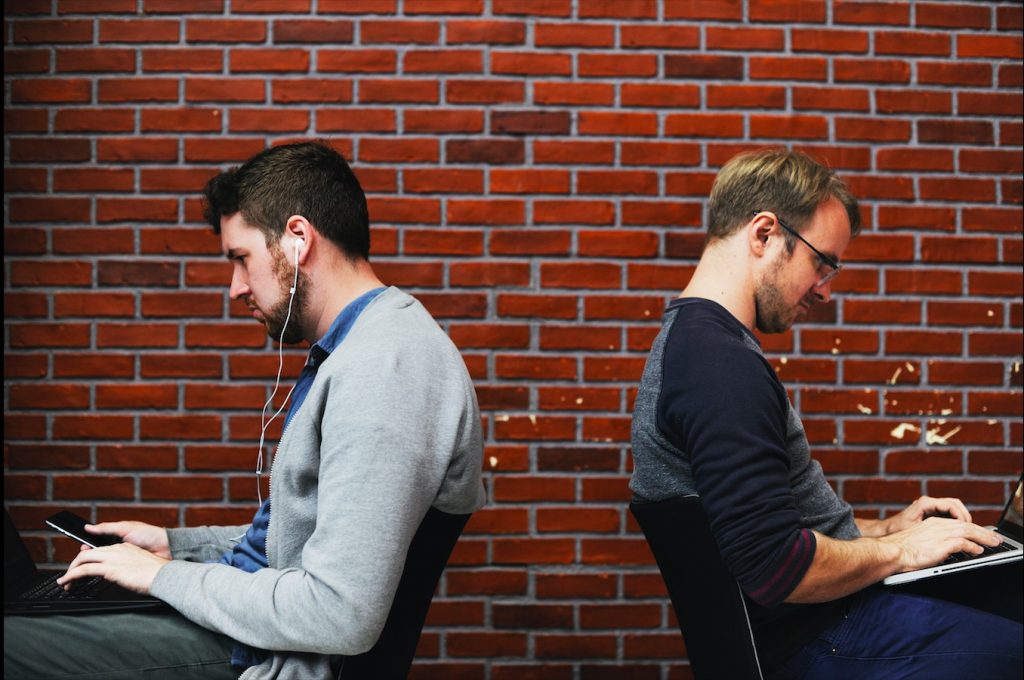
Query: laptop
[[883, 476, 1023, 586], [4, 508, 168, 615]]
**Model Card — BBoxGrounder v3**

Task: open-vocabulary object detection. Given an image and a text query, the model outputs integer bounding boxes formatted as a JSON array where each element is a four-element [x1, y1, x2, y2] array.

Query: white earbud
[[294, 238, 305, 265]]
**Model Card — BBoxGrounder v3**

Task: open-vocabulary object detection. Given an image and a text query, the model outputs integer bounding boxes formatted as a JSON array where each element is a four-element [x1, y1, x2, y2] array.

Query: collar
[[306, 287, 387, 369]]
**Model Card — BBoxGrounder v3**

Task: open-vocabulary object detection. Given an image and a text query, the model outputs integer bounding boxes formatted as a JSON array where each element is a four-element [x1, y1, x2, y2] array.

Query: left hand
[[884, 496, 972, 535], [56, 542, 169, 595]]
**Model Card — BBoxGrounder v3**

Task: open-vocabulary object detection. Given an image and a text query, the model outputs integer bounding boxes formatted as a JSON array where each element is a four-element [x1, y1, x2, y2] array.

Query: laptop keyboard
[[941, 540, 1017, 566], [20, 574, 106, 601]]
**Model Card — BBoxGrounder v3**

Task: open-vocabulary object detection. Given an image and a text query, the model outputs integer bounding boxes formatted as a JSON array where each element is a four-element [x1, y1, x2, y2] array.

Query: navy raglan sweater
[[630, 298, 860, 668]]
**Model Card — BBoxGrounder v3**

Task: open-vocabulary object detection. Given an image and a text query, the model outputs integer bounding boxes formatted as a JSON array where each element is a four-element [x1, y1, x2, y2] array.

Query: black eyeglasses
[[752, 211, 841, 287]]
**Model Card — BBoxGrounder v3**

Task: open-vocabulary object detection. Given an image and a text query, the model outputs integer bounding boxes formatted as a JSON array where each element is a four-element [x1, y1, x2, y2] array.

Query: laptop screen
[[4, 509, 40, 600], [999, 478, 1023, 543]]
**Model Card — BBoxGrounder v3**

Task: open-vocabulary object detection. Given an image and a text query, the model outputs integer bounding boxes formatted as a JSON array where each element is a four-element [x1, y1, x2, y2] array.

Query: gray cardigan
[[150, 287, 486, 680]]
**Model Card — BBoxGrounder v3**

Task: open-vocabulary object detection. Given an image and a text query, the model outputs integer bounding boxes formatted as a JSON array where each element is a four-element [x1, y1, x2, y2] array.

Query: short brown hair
[[706, 148, 861, 248], [202, 140, 370, 260]]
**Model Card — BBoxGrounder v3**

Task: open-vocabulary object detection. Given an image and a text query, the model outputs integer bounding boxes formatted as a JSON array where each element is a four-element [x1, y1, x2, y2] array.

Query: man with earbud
[[5, 141, 486, 679]]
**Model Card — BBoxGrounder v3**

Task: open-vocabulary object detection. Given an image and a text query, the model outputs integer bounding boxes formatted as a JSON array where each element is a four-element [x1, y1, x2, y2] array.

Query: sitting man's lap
[[4, 611, 236, 680]]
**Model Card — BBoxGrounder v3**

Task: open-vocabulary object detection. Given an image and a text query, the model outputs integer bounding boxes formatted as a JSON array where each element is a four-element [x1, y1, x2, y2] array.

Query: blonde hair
[[706, 148, 861, 248]]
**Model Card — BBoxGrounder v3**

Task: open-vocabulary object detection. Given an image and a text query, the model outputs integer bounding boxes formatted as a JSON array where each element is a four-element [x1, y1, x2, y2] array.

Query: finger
[[922, 497, 972, 522], [86, 521, 124, 536], [964, 523, 1002, 547], [937, 498, 972, 523], [57, 562, 107, 588]]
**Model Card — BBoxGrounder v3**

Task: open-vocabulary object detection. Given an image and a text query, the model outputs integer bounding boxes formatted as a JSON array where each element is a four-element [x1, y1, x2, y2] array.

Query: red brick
[[534, 82, 613, 106], [448, 199, 524, 225], [404, 109, 483, 133], [707, 26, 784, 51], [447, 632, 527, 658], [490, 169, 570, 194], [959, 35, 1023, 59], [450, 262, 530, 287], [493, 538, 575, 564], [13, 20, 93, 44], [750, 56, 827, 81], [317, 49, 396, 73], [792, 28, 868, 53], [835, 58, 910, 84], [579, 53, 657, 78], [404, 49, 483, 74], [141, 48, 218, 72], [919, 61, 992, 87], [665, 54, 743, 80], [446, 139, 524, 164], [578, 231, 659, 258], [10, 134, 90, 161], [929, 360, 1006, 386], [579, 170, 658, 195], [619, 84, 699, 109], [100, 19, 179, 43], [876, 31, 951, 57], [580, 538, 653, 565], [916, 2, 990, 29], [490, 230, 571, 255], [495, 354, 577, 380], [535, 22, 614, 48], [493, 51, 571, 76], [885, 268, 961, 295]]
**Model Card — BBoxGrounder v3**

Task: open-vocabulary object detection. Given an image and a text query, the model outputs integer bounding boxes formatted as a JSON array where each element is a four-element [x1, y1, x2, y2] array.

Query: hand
[[881, 516, 1001, 572], [84, 521, 171, 559], [58, 542, 169, 595], [883, 496, 972, 535]]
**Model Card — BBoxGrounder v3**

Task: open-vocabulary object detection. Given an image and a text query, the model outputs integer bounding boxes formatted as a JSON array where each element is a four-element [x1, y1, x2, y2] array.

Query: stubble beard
[[754, 257, 796, 334], [261, 246, 310, 345]]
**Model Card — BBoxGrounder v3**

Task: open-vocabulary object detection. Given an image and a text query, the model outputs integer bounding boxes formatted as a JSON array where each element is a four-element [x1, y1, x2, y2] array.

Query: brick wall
[[4, 0, 1022, 675]]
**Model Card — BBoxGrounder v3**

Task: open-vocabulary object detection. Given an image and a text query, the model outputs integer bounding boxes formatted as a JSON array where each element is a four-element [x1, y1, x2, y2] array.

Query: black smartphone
[[45, 511, 122, 548]]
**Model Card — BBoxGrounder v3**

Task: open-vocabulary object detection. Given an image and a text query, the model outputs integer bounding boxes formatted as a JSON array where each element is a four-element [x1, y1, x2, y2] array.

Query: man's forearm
[[785, 531, 901, 603]]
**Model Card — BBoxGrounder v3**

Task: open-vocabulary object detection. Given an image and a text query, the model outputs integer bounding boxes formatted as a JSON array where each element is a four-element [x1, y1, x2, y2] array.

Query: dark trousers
[[769, 562, 1023, 680], [4, 610, 237, 680]]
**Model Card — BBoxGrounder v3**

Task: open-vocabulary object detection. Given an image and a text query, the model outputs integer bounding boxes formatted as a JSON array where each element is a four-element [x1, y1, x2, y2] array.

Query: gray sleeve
[[166, 525, 248, 562]]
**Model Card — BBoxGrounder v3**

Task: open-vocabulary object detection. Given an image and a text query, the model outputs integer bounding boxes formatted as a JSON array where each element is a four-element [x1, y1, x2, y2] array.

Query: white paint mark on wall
[[926, 426, 961, 446], [890, 423, 920, 439]]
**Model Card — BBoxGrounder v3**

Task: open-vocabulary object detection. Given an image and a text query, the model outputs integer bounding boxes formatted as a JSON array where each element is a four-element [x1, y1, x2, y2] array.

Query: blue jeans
[[768, 587, 1023, 680]]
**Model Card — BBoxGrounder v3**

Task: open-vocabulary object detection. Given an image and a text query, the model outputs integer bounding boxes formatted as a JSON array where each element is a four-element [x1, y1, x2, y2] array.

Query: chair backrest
[[338, 507, 471, 680], [630, 496, 763, 680]]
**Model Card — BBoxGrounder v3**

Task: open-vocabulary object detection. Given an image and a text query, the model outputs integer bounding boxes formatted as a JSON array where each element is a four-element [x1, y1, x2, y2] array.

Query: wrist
[[876, 534, 907, 571]]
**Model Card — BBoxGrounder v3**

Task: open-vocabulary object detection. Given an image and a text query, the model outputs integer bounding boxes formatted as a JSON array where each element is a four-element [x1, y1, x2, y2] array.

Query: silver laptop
[[884, 476, 1023, 586]]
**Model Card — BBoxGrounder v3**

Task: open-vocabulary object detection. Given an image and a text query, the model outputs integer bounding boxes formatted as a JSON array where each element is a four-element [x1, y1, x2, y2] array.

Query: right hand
[[881, 516, 1001, 572], [83, 521, 171, 560]]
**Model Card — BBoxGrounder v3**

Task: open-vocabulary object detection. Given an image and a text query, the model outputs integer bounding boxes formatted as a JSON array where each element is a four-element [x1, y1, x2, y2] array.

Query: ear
[[747, 212, 776, 259], [284, 215, 313, 266]]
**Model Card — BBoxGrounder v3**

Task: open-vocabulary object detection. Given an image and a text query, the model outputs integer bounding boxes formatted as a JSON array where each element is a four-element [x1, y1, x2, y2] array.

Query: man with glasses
[[630, 149, 1021, 678]]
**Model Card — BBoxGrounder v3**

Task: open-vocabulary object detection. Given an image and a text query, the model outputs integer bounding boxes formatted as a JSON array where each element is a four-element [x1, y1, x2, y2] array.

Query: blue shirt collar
[[306, 286, 387, 368]]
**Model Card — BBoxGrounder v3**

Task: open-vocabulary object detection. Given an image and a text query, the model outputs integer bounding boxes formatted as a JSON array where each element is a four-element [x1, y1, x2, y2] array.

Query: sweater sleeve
[[659, 321, 815, 607], [166, 524, 248, 562], [151, 319, 483, 655]]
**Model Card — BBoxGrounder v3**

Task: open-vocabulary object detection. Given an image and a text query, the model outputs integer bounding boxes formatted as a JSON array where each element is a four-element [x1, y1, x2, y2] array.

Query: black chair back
[[338, 507, 471, 680], [630, 496, 763, 680]]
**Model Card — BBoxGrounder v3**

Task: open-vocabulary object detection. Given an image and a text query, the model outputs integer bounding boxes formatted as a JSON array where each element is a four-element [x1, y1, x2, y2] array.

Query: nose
[[812, 279, 832, 304], [229, 269, 250, 301]]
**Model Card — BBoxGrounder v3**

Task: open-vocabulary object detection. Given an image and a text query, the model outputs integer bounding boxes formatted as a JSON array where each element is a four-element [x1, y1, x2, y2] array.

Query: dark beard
[[263, 247, 310, 345]]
